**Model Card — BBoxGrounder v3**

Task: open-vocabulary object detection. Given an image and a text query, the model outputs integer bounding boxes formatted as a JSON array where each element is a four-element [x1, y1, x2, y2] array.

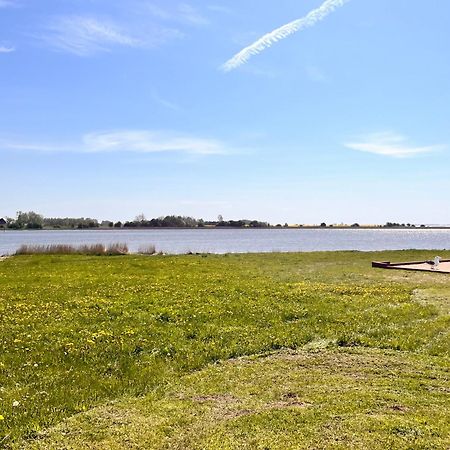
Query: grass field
[[0, 251, 449, 449]]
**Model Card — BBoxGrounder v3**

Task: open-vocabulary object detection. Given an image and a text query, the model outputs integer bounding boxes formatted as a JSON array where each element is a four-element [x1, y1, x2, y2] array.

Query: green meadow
[[0, 251, 449, 449]]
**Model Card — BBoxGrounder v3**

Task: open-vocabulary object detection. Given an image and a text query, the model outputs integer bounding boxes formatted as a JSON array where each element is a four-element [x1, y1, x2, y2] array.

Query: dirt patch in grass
[[412, 288, 450, 314]]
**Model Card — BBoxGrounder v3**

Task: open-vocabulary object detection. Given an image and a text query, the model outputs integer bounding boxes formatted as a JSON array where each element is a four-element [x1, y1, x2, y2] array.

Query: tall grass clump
[[15, 244, 76, 255], [15, 243, 129, 256], [106, 242, 128, 255], [138, 244, 157, 255]]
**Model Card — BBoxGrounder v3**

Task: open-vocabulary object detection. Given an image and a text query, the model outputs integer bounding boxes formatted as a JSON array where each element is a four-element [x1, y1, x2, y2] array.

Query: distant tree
[[385, 222, 401, 228], [43, 217, 100, 229], [135, 213, 146, 223], [217, 214, 224, 223], [149, 218, 163, 227], [320, 222, 327, 227], [114, 221, 122, 228], [6, 217, 20, 229], [249, 220, 269, 228], [15, 211, 44, 229], [182, 216, 198, 228], [351, 223, 360, 228], [123, 221, 138, 228], [15, 211, 26, 228], [217, 219, 246, 228]]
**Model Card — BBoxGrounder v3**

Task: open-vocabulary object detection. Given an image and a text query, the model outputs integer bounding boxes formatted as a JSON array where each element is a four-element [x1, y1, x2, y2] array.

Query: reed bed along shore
[[13, 243, 195, 257], [14, 243, 160, 256]]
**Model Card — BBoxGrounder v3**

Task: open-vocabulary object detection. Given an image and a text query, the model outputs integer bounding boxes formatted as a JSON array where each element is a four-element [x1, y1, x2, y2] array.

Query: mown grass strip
[[25, 348, 450, 449]]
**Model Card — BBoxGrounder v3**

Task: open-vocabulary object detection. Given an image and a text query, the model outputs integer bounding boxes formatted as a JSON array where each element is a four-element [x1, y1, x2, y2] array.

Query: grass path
[[0, 250, 449, 448]]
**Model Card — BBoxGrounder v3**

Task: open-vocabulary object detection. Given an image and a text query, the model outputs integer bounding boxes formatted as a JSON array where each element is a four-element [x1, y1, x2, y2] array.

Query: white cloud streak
[[43, 16, 141, 56], [221, 0, 350, 72], [83, 131, 225, 155], [0, 45, 15, 53], [344, 132, 444, 158], [0, 130, 230, 155]]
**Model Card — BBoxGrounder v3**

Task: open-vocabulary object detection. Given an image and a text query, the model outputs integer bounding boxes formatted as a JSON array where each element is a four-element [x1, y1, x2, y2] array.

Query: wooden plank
[[372, 260, 450, 274]]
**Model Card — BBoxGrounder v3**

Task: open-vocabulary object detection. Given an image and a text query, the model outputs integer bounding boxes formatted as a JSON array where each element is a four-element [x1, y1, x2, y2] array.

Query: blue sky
[[1, 0, 449, 224]]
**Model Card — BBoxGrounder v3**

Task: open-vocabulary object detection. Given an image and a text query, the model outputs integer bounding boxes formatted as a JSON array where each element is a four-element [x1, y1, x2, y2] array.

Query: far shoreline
[[3, 226, 450, 231]]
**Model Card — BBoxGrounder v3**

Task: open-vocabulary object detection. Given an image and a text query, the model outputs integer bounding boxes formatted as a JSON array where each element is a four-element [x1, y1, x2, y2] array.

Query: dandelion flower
[[0, 414, 4, 421]]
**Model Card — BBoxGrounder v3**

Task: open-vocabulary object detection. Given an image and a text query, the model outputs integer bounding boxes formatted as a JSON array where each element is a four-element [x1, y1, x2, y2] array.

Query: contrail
[[221, 0, 350, 72]]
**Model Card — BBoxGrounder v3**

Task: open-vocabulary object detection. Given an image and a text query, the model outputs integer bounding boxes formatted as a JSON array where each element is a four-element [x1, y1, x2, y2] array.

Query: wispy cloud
[[207, 5, 233, 15], [146, 2, 209, 26], [221, 0, 350, 72], [344, 132, 444, 158], [0, 130, 231, 155], [84, 130, 225, 154], [0, 45, 15, 53], [151, 91, 183, 112], [178, 3, 209, 26], [42, 16, 141, 56], [0, 0, 17, 8]]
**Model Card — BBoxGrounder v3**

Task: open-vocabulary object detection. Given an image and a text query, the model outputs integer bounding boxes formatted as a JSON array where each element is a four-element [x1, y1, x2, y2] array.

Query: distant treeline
[[4, 212, 101, 230], [383, 222, 424, 228], [123, 217, 269, 229], [2, 211, 270, 230], [1, 211, 429, 230]]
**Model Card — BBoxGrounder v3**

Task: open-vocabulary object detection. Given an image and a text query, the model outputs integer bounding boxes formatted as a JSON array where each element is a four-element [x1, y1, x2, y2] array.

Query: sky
[[1, 0, 449, 224]]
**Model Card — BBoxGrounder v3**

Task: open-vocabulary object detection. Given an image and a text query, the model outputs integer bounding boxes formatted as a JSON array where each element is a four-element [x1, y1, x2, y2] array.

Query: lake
[[1, 228, 450, 255]]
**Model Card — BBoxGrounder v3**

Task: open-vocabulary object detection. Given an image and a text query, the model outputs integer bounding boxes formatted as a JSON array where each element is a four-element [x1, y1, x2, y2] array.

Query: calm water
[[1, 228, 450, 255]]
